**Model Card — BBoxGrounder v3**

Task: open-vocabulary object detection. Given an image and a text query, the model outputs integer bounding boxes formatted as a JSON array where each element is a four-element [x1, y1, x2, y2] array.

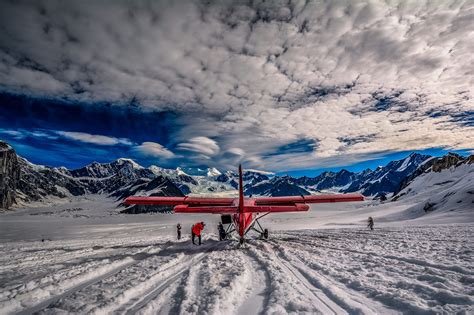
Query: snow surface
[[0, 189, 472, 314], [388, 163, 474, 223]]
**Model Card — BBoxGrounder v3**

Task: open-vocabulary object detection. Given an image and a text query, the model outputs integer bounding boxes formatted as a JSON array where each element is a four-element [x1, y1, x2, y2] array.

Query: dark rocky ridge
[[0, 142, 20, 209], [17, 157, 86, 202], [280, 152, 432, 197], [246, 176, 311, 197]]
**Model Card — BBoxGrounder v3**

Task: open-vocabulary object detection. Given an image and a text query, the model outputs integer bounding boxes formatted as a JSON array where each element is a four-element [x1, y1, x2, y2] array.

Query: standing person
[[368, 217, 374, 230], [218, 222, 226, 241], [191, 221, 205, 245], [177, 223, 182, 240]]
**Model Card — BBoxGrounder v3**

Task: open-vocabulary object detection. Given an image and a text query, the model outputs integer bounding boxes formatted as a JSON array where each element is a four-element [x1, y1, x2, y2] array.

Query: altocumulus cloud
[[0, 0, 472, 170], [177, 137, 220, 159], [132, 142, 175, 159], [56, 131, 133, 146]]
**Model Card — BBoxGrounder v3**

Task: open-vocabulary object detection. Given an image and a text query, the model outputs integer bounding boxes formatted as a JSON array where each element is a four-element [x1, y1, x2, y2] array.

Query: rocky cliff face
[[342, 153, 432, 196], [0, 142, 20, 209], [431, 153, 466, 172]]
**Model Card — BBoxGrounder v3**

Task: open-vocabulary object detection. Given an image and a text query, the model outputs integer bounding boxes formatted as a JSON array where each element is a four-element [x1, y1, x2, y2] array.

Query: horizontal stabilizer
[[243, 204, 309, 213], [173, 205, 238, 214]]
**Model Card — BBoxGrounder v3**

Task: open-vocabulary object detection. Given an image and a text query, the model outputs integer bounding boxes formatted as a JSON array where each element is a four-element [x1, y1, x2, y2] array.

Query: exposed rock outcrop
[[0, 142, 20, 209], [16, 157, 86, 202], [431, 153, 465, 172]]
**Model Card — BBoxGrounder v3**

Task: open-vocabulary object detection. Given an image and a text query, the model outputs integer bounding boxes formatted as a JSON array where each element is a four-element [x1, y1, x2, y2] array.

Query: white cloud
[[132, 142, 175, 159], [0, 128, 59, 140], [177, 137, 220, 157], [0, 129, 24, 139], [0, 1, 473, 170], [225, 147, 245, 157], [56, 131, 132, 146]]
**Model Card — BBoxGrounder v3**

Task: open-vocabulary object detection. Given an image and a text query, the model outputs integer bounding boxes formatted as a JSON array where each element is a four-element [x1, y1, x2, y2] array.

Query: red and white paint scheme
[[125, 165, 364, 244]]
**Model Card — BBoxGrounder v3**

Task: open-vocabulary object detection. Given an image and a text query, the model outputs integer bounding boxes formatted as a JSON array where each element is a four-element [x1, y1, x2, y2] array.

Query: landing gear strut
[[246, 213, 270, 240], [220, 223, 235, 241]]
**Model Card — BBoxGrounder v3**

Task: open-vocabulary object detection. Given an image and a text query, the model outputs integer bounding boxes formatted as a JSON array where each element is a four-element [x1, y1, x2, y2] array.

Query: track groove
[[16, 257, 137, 315]]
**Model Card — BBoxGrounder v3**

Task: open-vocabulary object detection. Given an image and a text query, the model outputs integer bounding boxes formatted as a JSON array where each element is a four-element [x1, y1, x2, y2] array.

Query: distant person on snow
[[177, 223, 182, 240], [192, 222, 205, 245], [218, 222, 226, 241], [368, 217, 374, 230]]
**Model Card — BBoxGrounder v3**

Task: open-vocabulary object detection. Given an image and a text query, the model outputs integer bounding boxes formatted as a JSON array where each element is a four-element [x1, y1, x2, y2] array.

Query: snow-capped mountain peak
[[206, 167, 222, 177], [115, 158, 143, 169], [148, 165, 164, 175], [176, 167, 188, 176]]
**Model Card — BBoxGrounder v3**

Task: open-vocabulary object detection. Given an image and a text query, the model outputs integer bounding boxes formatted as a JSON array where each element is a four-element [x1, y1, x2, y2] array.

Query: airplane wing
[[254, 193, 365, 205], [244, 193, 365, 213], [124, 196, 234, 206], [124, 196, 238, 213], [124, 193, 364, 214]]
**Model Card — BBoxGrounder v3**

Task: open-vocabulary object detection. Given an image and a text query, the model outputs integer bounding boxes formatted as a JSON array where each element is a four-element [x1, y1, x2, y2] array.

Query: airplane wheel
[[239, 238, 244, 245], [263, 229, 269, 239]]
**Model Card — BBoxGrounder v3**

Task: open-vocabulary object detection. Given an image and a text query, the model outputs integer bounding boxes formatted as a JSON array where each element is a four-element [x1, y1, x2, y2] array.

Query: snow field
[[0, 224, 472, 314]]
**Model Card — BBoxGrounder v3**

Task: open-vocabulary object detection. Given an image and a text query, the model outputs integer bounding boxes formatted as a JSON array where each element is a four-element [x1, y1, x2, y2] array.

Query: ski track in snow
[[0, 225, 472, 314]]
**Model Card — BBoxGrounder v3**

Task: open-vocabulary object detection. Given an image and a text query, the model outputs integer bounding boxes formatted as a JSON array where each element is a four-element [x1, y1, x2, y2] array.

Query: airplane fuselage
[[232, 197, 258, 238], [234, 211, 254, 238]]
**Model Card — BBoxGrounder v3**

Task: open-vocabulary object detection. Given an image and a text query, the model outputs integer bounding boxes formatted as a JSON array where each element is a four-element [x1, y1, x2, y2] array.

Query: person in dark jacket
[[218, 222, 226, 241], [177, 223, 182, 240], [192, 222, 205, 245], [368, 217, 374, 230]]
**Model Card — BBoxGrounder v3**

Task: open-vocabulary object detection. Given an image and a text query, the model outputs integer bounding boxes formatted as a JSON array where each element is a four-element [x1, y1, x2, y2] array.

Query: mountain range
[[0, 141, 472, 213]]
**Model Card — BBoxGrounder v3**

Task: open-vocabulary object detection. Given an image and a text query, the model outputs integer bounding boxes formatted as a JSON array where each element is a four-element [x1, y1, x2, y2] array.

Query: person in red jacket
[[191, 222, 205, 245]]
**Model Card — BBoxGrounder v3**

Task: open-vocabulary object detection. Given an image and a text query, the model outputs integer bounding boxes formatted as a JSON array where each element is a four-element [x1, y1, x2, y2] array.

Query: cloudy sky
[[0, 0, 472, 174]]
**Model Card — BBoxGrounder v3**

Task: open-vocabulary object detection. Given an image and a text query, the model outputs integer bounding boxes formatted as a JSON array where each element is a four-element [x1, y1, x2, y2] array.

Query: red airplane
[[124, 165, 364, 244]]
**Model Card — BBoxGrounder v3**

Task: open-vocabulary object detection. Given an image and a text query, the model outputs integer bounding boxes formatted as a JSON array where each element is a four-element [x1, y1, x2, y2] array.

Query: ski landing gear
[[219, 215, 236, 241], [245, 213, 270, 240], [222, 213, 270, 244], [222, 223, 235, 240]]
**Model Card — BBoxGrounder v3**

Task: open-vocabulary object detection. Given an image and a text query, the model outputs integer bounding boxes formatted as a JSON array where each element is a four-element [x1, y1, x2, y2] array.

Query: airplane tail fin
[[238, 164, 244, 213]]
